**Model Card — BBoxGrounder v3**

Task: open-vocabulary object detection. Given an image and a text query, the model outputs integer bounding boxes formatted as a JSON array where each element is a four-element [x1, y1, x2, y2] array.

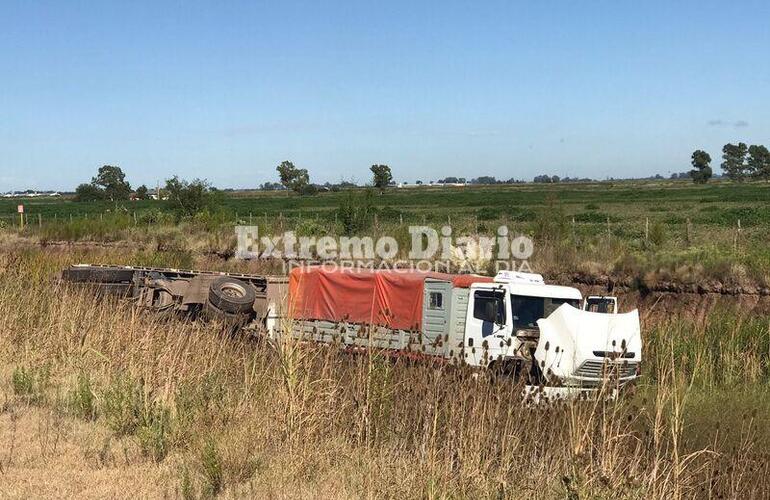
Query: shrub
[[200, 439, 224, 497], [137, 404, 173, 462], [165, 176, 222, 217], [179, 465, 196, 500], [648, 221, 667, 246], [67, 372, 97, 420], [11, 365, 50, 404], [294, 217, 328, 237], [102, 375, 174, 461], [102, 376, 144, 436], [573, 211, 617, 224], [337, 190, 375, 235]]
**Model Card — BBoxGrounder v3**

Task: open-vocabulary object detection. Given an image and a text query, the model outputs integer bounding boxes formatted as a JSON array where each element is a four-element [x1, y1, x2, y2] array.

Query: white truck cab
[[463, 272, 641, 392]]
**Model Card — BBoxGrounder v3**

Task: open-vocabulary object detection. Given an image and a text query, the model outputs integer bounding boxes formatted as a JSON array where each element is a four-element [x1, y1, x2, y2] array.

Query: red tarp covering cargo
[[288, 266, 493, 330]]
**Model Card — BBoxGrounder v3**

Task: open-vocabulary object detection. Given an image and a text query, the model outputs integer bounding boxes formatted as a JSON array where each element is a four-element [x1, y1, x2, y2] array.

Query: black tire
[[208, 277, 256, 314], [203, 300, 250, 329], [62, 266, 136, 283]]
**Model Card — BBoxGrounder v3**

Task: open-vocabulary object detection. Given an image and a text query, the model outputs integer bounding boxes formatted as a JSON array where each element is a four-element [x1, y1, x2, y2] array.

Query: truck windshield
[[511, 295, 581, 329]]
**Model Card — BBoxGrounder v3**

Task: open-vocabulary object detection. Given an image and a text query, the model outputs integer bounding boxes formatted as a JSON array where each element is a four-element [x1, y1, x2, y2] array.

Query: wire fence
[[0, 209, 751, 249]]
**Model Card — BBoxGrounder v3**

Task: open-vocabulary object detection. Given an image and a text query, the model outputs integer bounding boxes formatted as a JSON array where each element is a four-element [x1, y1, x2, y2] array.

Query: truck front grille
[[575, 360, 638, 379]]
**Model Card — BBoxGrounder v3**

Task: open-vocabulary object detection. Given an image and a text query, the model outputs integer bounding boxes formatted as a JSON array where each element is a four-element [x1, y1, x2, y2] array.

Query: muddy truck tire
[[207, 277, 257, 314]]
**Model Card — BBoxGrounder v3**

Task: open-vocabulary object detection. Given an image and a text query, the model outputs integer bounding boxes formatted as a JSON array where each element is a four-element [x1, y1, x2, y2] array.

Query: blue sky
[[1, 1, 769, 191]]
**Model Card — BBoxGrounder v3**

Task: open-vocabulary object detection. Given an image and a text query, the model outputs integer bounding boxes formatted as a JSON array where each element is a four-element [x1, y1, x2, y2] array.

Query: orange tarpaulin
[[288, 267, 493, 330]]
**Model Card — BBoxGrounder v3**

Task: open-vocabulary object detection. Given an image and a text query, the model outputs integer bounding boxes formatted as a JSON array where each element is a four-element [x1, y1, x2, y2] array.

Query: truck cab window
[[428, 291, 443, 310], [512, 295, 581, 329], [546, 298, 581, 316], [511, 295, 544, 329], [473, 290, 505, 324]]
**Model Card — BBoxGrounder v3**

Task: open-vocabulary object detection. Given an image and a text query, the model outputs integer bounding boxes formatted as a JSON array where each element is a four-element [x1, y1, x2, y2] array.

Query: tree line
[[689, 143, 770, 184], [75, 166, 147, 202], [73, 161, 396, 207], [274, 161, 393, 195], [74, 165, 221, 216], [74, 146, 770, 207]]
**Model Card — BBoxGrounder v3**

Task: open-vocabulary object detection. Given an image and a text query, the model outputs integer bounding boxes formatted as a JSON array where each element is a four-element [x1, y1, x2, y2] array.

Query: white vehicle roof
[[472, 281, 582, 300], [507, 282, 582, 300]]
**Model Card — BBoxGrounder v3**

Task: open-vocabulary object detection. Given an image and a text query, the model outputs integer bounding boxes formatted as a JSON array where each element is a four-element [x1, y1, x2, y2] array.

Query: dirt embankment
[[5, 236, 770, 321], [555, 272, 770, 322]]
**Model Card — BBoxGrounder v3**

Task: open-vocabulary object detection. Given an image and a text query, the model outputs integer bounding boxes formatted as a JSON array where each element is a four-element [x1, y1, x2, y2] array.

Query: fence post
[[38, 214, 42, 227]]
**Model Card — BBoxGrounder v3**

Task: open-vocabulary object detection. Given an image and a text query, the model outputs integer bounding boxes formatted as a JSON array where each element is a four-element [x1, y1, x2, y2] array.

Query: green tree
[[134, 185, 150, 200], [276, 160, 310, 194], [721, 143, 749, 181], [74, 183, 104, 202], [370, 164, 393, 191], [92, 165, 131, 201], [689, 150, 712, 184], [164, 176, 219, 216], [747, 144, 770, 180]]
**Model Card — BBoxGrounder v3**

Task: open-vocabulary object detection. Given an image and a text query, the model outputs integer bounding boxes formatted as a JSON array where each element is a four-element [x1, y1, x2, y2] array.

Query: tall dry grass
[[0, 249, 769, 498]]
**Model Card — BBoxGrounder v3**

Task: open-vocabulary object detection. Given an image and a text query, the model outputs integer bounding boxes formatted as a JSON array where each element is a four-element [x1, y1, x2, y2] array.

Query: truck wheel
[[62, 267, 135, 283], [203, 300, 250, 328], [208, 277, 256, 314]]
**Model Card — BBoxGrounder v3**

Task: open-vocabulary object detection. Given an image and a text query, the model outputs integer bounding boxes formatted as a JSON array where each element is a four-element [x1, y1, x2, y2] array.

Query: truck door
[[464, 288, 510, 367], [422, 280, 453, 356]]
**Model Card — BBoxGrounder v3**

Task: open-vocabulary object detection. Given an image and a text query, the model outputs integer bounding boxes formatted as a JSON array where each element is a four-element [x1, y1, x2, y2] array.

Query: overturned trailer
[[61, 264, 642, 395], [60, 264, 286, 324]]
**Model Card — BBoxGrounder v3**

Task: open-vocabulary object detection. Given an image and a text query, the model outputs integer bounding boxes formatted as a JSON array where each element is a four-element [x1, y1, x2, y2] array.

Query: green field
[[3, 180, 769, 287], [4, 180, 770, 225]]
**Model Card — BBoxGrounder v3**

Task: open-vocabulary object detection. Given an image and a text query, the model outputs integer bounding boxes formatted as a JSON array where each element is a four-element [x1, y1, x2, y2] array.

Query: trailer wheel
[[62, 267, 136, 283], [203, 300, 250, 329], [208, 277, 256, 314]]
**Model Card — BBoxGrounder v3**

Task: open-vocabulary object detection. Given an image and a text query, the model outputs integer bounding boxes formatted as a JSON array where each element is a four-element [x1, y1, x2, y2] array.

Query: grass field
[[4, 180, 770, 224], [3, 179, 769, 288], [1, 180, 770, 498]]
